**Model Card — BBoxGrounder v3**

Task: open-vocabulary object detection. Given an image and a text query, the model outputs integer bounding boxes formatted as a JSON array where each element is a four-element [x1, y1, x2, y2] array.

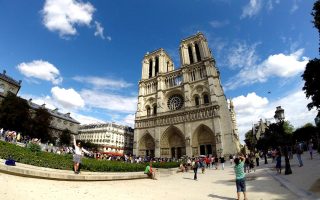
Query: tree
[[302, 1, 320, 116], [78, 140, 99, 151], [302, 59, 320, 114], [312, 0, 320, 54], [30, 108, 52, 143], [244, 130, 256, 151], [59, 129, 72, 146], [0, 93, 32, 134]]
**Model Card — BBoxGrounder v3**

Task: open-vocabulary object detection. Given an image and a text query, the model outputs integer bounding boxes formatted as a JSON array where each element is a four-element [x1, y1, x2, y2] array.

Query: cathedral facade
[[134, 33, 240, 158]]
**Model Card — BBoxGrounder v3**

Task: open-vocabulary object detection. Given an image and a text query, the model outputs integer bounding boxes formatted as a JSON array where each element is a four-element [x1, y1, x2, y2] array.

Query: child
[[234, 155, 248, 200]]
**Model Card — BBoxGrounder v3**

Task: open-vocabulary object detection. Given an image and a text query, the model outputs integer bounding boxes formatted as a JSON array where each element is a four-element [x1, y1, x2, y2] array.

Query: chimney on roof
[[18, 80, 22, 85], [3, 70, 6, 75], [53, 108, 58, 112], [41, 104, 46, 108], [28, 98, 32, 102]]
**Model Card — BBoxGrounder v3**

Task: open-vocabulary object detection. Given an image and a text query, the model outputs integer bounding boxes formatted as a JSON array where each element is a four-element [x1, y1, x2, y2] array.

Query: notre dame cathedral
[[134, 32, 240, 158]]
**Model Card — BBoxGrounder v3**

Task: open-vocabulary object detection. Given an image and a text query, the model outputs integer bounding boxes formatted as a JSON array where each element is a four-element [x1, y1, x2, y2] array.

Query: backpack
[[5, 158, 16, 166], [296, 143, 303, 154], [192, 161, 198, 169]]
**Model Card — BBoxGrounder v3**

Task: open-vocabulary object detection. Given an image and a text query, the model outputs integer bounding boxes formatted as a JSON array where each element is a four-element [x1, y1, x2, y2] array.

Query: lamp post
[[274, 106, 292, 175]]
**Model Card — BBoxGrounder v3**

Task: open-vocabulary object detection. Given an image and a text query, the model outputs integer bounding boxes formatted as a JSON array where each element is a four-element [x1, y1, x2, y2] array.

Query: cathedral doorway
[[160, 126, 186, 158], [192, 125, 216, 156], [138, 133, 155, 157]]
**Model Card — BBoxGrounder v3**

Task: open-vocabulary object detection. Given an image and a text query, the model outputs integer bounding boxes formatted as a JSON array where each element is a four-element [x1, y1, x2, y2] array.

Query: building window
[[0, 84, 4, 93], [155, 57, 159, 75], [149, 59, 153, 78], [203, 94, 210, 104], [153, 105, 157, 115], [146, 106, 151, 116], [195, 96, 200, 106], [195, 43, 201, 62], [188, 46, 194, 64]]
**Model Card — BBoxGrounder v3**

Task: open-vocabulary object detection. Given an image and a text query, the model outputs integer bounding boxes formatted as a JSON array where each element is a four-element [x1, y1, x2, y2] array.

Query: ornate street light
[[274, 106, 292, 175]]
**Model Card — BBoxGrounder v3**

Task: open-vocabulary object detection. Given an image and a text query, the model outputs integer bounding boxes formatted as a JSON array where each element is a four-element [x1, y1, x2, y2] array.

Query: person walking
[[72, 135, 90, 174], [229, 154, 234, 165], [295, 141, 304, 167], [234, 155, 247, 200], [308, 140, 314, 160], [255, 152, 260, 167], [192, 158, 198, 180]]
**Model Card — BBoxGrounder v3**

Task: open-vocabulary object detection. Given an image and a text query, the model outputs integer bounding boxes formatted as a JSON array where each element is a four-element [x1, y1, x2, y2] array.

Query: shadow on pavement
[[208, 194, 236, 200]]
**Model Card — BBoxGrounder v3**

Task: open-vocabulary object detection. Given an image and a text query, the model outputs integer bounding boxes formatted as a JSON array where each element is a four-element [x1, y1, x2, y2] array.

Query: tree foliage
[[256, 121, 293, 151], [244, 130, 255, 151], [59, 129, 72, 146], [30, 108, 52, 143], [293, 123, 318, 145], [0, 93, 31, 134], [312, 0, 320, 53], [0, 94, 53, 142], [78, 140, 99, 151], [302, 1, 320, 116], [302, 58, 320, 114]]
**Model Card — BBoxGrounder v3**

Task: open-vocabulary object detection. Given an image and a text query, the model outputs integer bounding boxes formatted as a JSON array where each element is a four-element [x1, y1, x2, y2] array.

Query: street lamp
[[274, 106, 292, 175]]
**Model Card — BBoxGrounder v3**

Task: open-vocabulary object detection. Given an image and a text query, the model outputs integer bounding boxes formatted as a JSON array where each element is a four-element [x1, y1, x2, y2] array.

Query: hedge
[[0, 141, 179, 172]]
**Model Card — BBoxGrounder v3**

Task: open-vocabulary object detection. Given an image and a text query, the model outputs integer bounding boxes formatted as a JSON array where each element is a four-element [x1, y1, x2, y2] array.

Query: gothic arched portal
[[160, 126, 186, 158], [138, 133, 155, 157], [192, 124, 216, 156]]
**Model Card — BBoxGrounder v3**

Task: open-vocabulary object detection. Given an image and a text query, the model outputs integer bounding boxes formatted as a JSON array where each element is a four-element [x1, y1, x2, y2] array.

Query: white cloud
[[267, 0, 280, 11], [51, 86, 85, 109], [71, 113, 105, 125], [17, 60, 63, 84], [290, 0, 299, 13], [123, 114, 135, 127], [226, 42, 260, 69], [209, 20, 229, 28], [106, 36, 112, 41], [73, 76, 133, 89], [80, 89, 137, 113], [241, 0, 262, 19], [42, 0, 95, 37], [225, 49, 308, 90], [233, 89, 318, 143], [94, 21, 105, 39]]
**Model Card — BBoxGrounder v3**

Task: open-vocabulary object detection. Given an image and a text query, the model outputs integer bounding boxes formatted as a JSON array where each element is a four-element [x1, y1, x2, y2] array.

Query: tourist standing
[[308, 140, 314, 160], [255, 152, 260, 167], [72, 135, 90, 174], [234, 155, 247, 200], [295, 141, 304, 167], [219, 155, 225, 170], [214, 156, 219, 170]]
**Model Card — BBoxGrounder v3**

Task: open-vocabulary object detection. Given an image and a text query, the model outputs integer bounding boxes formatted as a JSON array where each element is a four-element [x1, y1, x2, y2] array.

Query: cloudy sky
[[0, 0, 318, 143]]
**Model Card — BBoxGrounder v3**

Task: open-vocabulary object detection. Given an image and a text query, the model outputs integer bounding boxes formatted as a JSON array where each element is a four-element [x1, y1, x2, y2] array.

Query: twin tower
[[134, 32, 240, 158]]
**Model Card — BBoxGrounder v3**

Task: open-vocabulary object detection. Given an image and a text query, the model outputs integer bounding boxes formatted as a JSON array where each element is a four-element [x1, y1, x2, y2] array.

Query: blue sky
[[0, 0, 318, 142]]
